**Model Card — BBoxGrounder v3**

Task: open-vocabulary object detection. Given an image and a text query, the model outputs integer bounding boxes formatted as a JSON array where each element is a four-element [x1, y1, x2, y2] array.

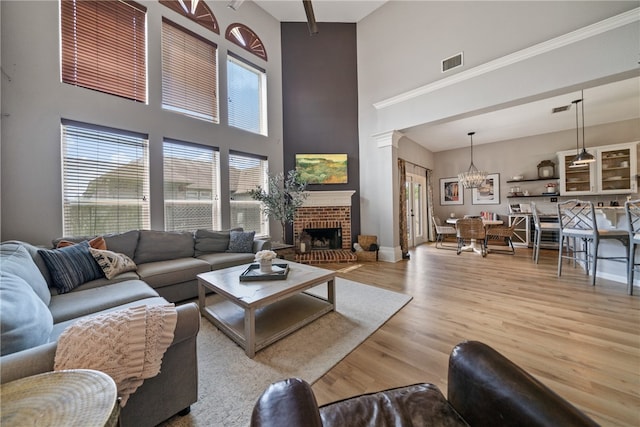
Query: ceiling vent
[[552, 105, 571, 114], [441, 52, 463, 73]]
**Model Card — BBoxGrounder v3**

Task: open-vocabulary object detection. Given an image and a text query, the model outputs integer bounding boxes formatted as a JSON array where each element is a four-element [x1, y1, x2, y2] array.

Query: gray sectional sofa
[[0, 228, 270, 427]]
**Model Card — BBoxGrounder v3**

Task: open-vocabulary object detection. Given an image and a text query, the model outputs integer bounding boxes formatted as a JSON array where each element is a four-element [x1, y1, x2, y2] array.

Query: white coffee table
[[197, 260, 336, 358]]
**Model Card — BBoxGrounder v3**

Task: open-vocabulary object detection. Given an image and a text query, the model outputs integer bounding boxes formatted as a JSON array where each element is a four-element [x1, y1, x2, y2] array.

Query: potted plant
[[249, 169, 308, 243]]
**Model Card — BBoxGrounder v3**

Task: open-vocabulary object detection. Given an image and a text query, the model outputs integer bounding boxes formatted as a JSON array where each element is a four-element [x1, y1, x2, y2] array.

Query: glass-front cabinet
[[597, 143, 637, 194], [557, 142, 638, 195], [557, 149, 596, 195]]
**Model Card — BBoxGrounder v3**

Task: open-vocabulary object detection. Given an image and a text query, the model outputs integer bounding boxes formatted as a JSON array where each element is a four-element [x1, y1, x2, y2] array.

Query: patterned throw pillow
[[227, 230, 255, 253], [56, 236, 107, 250], [89, 248, 137, 279], [38, 241, 105, 293]]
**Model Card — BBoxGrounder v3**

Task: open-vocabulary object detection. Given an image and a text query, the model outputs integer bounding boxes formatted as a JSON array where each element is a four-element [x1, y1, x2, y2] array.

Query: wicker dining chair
[[456, 217, 487, 257], [485, 219, 517, 255]]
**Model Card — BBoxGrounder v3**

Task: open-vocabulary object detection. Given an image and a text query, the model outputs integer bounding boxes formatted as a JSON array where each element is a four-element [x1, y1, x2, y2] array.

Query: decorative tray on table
[[239, 263, 290, 281]]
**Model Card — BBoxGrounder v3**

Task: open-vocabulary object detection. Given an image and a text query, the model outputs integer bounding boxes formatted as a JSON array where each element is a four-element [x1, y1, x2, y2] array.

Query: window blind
[[229, 151, 268, 236], [61, 120, 150, 236], [163, 139, 220, 231], [162, 18, 218, 122], [60, 0, 147, 103], [227, 53, 267, 135]]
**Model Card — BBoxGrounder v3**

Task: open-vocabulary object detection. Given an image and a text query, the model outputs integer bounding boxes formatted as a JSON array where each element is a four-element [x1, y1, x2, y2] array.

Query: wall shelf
[[506, 177, 559, 183], [507, 195, 559, 199]]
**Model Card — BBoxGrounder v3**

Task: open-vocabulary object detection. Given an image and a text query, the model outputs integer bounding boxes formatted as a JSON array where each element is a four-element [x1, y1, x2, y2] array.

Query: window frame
[[161, 18, 219, 123], [163, 138, 221, 232], [61, 119, 150, 236], [60, 0, 148, 103], [227, 52, 268, 136]]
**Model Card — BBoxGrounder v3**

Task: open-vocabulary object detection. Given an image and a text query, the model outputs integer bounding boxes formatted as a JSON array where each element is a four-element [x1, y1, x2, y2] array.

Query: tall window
[[163, 139, 220, 231], [229, 152, 268, 236], [227, 53, 267, 135], [162, 18, 218, 122], [60, 0, 147, 103], [61, 120, 150, 236]]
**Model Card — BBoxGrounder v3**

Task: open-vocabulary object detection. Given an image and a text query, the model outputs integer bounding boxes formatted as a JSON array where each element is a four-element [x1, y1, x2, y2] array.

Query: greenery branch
[[248, 170, 308, 243]]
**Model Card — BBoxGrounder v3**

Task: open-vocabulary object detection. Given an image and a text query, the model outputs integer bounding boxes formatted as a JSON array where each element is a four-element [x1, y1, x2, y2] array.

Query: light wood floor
[[313, 243, 639, 426]]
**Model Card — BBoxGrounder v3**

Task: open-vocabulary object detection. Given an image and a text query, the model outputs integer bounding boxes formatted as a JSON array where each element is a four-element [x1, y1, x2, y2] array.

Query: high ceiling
[[251, 1, 640, 152], [253, 0, 388, 23]]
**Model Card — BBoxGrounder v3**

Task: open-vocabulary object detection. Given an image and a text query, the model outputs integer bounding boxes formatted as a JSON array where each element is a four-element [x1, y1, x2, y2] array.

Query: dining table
[[446, 217, 504, 255]]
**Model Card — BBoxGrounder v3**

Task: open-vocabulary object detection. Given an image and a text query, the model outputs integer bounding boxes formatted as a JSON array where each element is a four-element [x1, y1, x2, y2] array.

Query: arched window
[[225, 23, 267, 61], [160, 0, 219, 34]]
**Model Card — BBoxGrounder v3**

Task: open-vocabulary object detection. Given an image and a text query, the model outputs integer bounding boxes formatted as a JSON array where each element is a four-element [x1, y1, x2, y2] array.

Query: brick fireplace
[[293, 191, 356, 263]]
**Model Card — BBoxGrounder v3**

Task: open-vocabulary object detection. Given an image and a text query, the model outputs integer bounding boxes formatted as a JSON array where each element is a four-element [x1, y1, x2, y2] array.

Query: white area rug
[[160, 278, 412, 427]]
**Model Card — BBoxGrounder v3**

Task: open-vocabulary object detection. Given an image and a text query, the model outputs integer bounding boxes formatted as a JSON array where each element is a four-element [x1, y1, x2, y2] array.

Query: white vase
[[259, 260, 273, 273]]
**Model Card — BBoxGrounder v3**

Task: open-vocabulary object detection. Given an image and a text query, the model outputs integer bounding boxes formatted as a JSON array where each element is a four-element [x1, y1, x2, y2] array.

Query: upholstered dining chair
[[557, 199, 629, 286], [433, 215, 457, 249], [484, 220, 517, 255], [624, 199, 640, 295], [531, 202, 560, 264], [456, 217, 487, 257]]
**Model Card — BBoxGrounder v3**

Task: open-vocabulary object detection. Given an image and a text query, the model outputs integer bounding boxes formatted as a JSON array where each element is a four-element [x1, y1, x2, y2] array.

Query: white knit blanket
[[54, 304, 178, 406]]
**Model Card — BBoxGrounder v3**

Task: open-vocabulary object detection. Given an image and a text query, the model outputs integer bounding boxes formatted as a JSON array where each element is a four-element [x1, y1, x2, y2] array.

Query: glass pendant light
[[458, 132, 487, 189]]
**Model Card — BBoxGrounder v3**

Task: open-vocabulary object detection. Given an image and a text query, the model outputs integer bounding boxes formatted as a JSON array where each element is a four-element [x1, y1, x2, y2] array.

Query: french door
[[405, 172, 427, 248]]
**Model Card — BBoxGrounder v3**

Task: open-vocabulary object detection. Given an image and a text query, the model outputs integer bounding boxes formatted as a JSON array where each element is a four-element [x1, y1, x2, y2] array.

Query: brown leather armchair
[[250, 341, 598, 427]]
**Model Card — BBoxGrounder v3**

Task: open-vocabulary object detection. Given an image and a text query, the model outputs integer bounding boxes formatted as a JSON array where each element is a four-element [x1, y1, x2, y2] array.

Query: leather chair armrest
[[251, 378, 322, 427], [447, 341, 599, 427]]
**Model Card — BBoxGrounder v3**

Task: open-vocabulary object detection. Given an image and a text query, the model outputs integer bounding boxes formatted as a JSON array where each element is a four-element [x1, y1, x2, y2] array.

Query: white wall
[[356, 1, 639, 260], [0, 0, 283, 246]]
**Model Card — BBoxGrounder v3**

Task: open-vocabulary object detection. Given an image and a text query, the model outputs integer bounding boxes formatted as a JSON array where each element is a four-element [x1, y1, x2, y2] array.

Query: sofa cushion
[[194, 228, 242, 256], [0, 242, 51, 305], [38, 241, 105, 294], [103, 230, 140, 260], [48, 280, 159, 324], [0, 271, 54, 356], [134, 230, 194, 264], [228, 230, 256, 253], [89, 248, 137, 279], [198, 252, 256, 270], [136, 258, 211, 289]]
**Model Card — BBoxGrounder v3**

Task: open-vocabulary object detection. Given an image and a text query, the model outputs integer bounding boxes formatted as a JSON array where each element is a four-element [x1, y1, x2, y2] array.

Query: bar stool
[[531, 202, 560, 263], [624, 199, 640, 295], [557, 200, 629, 286]]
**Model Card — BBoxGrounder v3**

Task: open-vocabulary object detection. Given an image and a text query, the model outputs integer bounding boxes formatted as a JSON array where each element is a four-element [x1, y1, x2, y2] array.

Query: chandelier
[[458, 131, 487, 189]]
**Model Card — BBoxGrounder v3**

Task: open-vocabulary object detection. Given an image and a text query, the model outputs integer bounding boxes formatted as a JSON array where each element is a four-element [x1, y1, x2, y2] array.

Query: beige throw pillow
[[89, 248, 137, 279]]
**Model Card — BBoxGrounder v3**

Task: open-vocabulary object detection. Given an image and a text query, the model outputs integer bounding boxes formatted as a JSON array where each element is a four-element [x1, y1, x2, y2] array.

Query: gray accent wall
[[281, 22, 361, 244]]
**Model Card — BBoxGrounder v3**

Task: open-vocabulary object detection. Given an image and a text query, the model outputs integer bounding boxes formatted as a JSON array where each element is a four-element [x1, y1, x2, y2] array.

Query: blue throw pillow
[[38, 241, 104, 293], [227, 230, 255, 253]]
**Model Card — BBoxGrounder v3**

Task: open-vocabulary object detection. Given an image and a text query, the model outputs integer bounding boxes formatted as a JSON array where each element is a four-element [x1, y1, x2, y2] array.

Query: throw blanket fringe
[[54, 304, 178, 406]]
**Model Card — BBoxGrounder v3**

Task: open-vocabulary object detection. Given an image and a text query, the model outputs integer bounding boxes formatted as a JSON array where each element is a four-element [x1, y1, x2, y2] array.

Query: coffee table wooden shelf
[[197, 261, 336, 358]]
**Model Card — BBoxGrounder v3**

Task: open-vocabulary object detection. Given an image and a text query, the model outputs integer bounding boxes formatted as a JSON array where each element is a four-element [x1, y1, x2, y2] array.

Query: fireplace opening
[[303, 227, 342, 250]]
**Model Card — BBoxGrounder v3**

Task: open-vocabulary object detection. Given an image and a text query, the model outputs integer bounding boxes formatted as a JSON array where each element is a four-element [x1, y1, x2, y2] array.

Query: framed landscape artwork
[[295, 154, 348, 184], [472, 173, 500, 205], [440, 177, 463, 205]]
